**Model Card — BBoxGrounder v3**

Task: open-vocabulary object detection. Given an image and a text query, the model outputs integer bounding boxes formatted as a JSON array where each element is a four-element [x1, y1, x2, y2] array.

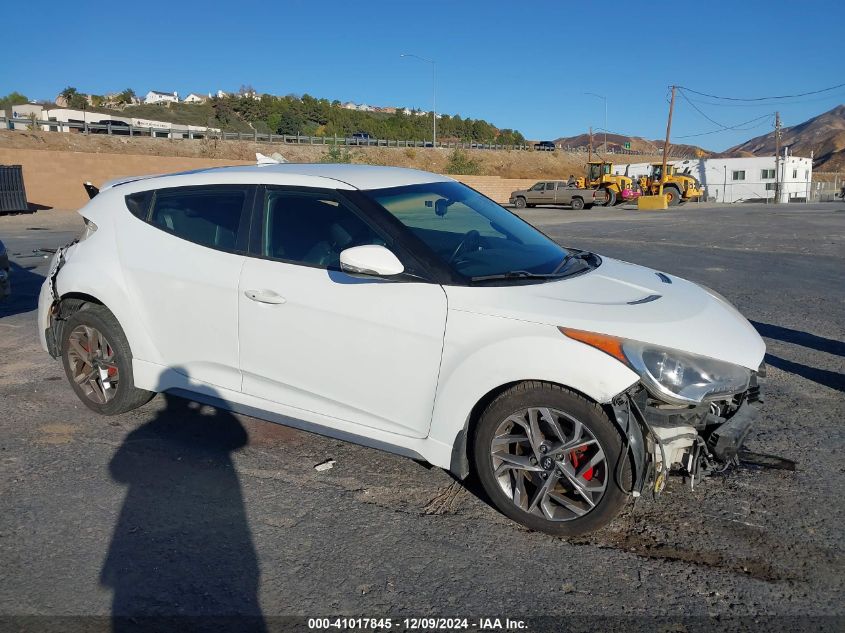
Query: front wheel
[[601, 188, 617, 207], [60, 303, 154, 415], [665, 187, 682, 206], [472, 382, 629, 536], [514, 196, 526, 209]]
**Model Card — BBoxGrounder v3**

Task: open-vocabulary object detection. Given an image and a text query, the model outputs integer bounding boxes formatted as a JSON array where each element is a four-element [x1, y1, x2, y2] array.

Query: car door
[[237, 187, 448, 438], [540, 182, 557, 205], [118, 184, 254, 391], [555, 181, 571, 205], [526, 182, 544, 204]]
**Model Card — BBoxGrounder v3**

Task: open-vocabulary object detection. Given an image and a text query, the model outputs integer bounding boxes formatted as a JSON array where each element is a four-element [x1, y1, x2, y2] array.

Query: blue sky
[[2, 0, 842, 150]]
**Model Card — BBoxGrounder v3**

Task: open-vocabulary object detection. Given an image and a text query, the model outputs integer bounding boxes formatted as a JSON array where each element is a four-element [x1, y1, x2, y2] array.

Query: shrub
[[320, 145, 352, 164], [445, 148, 481, 175]]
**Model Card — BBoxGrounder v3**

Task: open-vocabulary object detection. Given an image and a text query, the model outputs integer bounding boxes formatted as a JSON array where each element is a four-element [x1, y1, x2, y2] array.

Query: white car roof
[[102, 163, 454, 192]]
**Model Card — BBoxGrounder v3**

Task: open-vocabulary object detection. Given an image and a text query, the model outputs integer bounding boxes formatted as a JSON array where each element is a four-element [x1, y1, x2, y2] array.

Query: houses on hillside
[[144, 90, 179, 105]]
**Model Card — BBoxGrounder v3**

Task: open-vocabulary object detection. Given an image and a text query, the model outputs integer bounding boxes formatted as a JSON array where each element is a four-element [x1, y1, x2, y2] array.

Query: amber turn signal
[[558, 327, 630, 365]]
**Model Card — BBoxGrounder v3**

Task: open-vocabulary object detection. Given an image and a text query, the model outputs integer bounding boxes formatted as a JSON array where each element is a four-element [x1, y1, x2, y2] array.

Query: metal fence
[[1, 116, 660, 155]]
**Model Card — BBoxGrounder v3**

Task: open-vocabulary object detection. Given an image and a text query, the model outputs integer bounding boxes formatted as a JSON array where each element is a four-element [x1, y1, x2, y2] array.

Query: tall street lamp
[[401, 53, 436, 147], [584, 93, 607, 153]]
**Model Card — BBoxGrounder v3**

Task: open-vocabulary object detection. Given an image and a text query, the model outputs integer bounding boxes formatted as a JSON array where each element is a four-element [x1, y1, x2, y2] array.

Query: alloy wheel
[[66, 324, 120, 404], [490, 407, 608, 521]]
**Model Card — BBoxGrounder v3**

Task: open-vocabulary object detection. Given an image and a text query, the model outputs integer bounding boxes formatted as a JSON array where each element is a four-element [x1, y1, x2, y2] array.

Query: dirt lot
[[0, 202, 843, 631], [0, 129, 666, 179]]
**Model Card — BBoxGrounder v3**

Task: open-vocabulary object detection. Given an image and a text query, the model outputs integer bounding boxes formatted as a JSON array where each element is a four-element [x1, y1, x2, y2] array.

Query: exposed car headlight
[[560, 328, 751, 405], [621, 340, 750, 405]]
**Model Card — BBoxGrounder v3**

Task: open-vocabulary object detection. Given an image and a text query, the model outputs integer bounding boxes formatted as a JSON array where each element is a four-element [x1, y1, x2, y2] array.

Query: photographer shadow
[[101, 382, 266, 632]]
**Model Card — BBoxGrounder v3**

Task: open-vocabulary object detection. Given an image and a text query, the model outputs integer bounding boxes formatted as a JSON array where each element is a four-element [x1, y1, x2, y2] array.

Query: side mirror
[[340, 245, 404, 277]]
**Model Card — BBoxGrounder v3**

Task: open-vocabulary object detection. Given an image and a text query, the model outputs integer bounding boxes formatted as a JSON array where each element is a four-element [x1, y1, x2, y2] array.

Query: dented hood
[[444, 257, 766, 371]]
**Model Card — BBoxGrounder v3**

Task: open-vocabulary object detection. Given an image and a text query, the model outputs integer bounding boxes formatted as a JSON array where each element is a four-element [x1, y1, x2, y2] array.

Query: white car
[[38, 164, 766, 535]]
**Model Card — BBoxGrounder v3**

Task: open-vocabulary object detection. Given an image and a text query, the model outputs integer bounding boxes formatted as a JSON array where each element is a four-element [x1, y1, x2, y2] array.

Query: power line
[[675, 113, 774, 138], [677, 88, 768, 130], [676, 81, 845, 102], [684, 89, 845, 108]]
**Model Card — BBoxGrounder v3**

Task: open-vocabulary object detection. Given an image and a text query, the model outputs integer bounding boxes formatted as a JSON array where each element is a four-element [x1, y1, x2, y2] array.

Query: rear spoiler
[[83, 182, 99, 199]]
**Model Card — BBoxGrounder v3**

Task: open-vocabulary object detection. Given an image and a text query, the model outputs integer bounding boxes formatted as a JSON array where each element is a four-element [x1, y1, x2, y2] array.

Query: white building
[[612, 153, 813, 203], [183, 93, 206, 104], [144, 90, 179, 105]]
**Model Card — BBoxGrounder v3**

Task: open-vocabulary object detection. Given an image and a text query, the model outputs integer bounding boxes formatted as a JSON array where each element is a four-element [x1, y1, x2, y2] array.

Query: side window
[[544, 182, 555, 190], [529, 183, 544, 191], [125, 190, 153, 220], [263, 190, 385, 269], [149, 186, 249, 251]]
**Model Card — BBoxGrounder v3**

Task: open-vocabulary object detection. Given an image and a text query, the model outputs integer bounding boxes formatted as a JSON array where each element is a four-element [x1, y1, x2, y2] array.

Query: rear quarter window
[[147, 185, 252, 252], [125, 191, 153, 220]]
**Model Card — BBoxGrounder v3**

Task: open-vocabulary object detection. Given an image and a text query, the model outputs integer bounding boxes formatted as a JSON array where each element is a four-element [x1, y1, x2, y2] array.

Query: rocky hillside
[[727, 104, 845, 171]]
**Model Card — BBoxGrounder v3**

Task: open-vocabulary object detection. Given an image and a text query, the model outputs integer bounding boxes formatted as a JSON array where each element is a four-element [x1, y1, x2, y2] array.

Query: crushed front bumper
[[611, 364, 765, 495]]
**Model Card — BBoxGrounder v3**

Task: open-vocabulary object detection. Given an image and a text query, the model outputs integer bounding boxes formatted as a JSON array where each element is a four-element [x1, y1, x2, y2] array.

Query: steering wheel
[[448, 229, 481, 264]]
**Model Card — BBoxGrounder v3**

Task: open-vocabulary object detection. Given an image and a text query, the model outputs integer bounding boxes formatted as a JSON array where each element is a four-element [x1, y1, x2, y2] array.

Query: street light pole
[[584, 93, 607, 152], [401, 53, 436, 146]]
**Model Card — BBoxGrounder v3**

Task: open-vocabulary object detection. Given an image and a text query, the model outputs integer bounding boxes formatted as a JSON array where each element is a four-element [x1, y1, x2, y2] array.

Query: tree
[[116, 88, 136, 105], [0, 92, 29, 114], [60, 86, 87, 109]]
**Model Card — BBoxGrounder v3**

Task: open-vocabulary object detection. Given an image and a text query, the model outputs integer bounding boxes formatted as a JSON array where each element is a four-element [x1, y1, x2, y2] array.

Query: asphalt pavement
[[0, 202, 843, 631]]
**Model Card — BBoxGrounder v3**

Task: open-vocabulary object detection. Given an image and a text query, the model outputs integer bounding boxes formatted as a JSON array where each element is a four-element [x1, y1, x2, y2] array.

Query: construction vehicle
[[581, 161, 640, 206], [638, 163, 703, 206]]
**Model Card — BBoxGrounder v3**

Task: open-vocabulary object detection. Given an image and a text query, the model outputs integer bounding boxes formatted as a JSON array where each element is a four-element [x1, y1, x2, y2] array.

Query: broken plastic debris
[[314, 459, 336, 472]]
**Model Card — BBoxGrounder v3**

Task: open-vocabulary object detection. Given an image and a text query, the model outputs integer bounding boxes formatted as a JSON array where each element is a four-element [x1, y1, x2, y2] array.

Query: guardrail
[[0, 116, 671, 156]]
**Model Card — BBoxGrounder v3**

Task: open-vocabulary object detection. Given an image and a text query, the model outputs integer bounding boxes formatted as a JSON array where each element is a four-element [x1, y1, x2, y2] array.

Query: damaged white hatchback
[[38, 164, 766, 535]]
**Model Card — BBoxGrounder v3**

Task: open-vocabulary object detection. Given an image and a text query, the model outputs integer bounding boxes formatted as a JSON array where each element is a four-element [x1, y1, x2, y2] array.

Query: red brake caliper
[[569, 447, 594, 480], [106, 346, 117, 376]]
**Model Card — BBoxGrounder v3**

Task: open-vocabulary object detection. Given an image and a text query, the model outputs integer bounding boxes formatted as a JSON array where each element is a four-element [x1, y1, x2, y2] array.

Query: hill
[[553, 132, 710, 158], [727, 104, 845, 171]]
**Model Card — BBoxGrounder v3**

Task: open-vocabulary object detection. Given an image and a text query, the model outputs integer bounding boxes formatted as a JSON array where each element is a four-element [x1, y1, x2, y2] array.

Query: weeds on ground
[[445, 148, 481, 175], [320, 145, 353, 163]]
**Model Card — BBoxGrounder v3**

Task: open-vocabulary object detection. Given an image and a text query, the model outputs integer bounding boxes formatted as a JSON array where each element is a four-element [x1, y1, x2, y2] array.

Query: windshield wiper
[[552, 250, 597, 274], [469, 270, 567, 283]]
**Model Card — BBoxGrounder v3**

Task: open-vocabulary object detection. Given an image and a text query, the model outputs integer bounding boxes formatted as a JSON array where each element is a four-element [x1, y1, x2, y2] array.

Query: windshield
[[365, 181, 570, 279]]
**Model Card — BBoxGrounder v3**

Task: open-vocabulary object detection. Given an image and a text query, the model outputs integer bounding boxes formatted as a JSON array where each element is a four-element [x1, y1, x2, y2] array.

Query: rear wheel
[[60, 304, 154, 415], [601, 188, 617, 207], [514, 196, 527, 209], [570, 197, 585, 211], [472, 382, 629, 536]]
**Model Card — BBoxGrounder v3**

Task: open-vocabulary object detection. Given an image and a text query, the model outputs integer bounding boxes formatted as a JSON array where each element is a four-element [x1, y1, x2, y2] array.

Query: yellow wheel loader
[[582, 161, 640, 206], [638, 163, 703, 206]]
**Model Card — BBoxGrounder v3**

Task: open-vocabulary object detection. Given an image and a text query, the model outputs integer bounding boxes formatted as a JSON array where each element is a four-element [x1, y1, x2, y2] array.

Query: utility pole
[[774, 111, 781, 204], [588, 126, 593, 162], [660, 86, 676, 197]]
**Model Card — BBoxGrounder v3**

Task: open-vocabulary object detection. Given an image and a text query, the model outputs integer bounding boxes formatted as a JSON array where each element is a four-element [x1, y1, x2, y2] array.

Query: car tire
[[472, 381, 630, 536], [514, 197, 527, 209], [601, 188, 617, 207], [571, 197, 585, 211], [60, 303, 154, 415]]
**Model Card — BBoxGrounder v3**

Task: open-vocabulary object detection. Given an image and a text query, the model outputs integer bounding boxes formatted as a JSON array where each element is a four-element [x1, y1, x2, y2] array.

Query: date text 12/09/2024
[[307, 617, 528, 630]]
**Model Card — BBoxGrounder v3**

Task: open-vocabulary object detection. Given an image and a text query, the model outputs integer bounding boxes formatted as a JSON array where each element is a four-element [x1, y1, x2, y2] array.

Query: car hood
[[444, 257, 765, 371]]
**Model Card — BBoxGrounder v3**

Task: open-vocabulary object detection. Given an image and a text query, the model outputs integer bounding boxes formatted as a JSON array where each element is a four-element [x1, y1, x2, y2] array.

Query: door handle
[[244, 289, 287, 304]]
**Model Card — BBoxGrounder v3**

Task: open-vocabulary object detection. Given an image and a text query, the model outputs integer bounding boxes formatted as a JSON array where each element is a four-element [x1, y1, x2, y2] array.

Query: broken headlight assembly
[[561, 328, 751, 405]]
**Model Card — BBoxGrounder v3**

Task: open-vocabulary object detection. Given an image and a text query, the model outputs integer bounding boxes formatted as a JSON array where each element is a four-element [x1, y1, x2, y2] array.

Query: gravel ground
[[0, 202, 843, 631]]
